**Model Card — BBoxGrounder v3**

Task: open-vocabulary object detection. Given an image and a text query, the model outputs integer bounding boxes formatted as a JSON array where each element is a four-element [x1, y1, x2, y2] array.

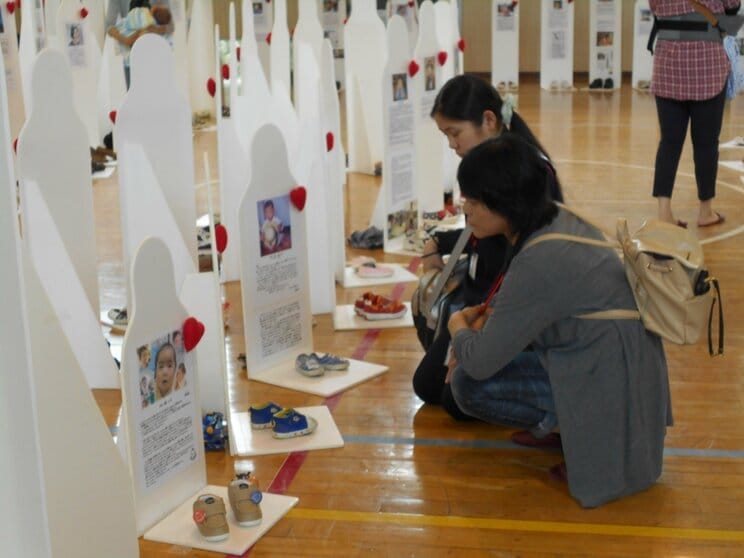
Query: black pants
[[412, 329, 474, 422], [653, 88, 726, 201]]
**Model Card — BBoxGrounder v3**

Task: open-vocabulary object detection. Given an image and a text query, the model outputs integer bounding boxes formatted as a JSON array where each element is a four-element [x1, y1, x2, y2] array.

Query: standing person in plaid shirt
[[650, 0, 740, 227]]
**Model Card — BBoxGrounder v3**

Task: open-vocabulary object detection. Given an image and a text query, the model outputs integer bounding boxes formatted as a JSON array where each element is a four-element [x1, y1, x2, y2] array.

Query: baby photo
[[257, 194, 293, 256]]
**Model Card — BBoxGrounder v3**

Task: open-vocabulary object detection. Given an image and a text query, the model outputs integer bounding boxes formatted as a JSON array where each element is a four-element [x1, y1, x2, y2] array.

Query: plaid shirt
[[650, 0, 741, 100]]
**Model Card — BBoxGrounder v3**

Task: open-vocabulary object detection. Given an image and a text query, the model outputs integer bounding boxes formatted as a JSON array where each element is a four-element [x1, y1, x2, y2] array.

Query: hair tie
[[501, 94, 515, 130]]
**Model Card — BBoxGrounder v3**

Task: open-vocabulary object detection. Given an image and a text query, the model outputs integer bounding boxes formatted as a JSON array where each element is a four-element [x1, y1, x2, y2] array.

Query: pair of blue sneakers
[[295, 352, 350, 377], [249, 402, 318, 439]]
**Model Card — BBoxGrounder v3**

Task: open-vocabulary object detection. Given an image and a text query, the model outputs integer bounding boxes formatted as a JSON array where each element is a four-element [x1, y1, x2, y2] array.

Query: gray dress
[[452, 208, 672, 508]]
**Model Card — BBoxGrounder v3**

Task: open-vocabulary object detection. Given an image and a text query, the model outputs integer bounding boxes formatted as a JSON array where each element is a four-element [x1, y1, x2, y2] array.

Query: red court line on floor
[[235, 257, 420, 557]]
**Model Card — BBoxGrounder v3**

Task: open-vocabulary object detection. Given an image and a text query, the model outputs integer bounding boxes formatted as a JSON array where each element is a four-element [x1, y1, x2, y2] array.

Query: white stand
[[188, 0, 215, 115], [17, 49, 118, 389], [540, 0, 575, 91], [143, 485, 298, 554], [0, 51, 138, 557], [231, 405, 344, 455], [434, 0, 460, 195], [413, 1, 449, 215], [170, 0, 190, 97], [318, 0, 347, 87], [333, 302, 414, 330], [56, 0, 102, 147], [293, 0, 325, 103], [270, 0, 291, 96], [344, 0, 387, 174], [116, 34, 197, 303], [586, 0, 621, 91], [492, 0, 519, 90], [1, 2, 25, 138], [19, 0, 46, 115], [631, 0, 654, 90], [84, 0, 106, 51], [44, 0, 61, 43]]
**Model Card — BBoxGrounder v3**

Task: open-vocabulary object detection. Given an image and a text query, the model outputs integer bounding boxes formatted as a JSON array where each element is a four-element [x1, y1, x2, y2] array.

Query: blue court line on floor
[[342, 435, 744, 459]]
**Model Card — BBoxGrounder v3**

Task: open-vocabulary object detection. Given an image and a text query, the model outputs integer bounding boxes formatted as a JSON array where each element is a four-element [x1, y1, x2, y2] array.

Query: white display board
[[344, 0, 387, 174], [318, 0, 347, 86], [18, 0, 46, 114], [631, 0, 654, 89], [380, 15, 418, 252], [0, 48, 139, 558], [120, 237, 207, 535], [540, 0, 575, 91], [492, 0, 519, 90], [270, 0, 291, 96], [97, 35, 126, 143], [388, 0, 419, 51], [170, 0, 190, 97], [116, 34, 197, 302], [293, 0, 325, 103], [56, 0, 102, 147], [44, 0, 60, 43], [17, 49, 119, 390], [1, 2, 25, 138], [295, 42, 335, 313], [84, 0, 106, 52], [188, 0, 215, 115], [252, 0, 273, 82], [434, 0, 459, 195], [413, 1, 448, 216], [587, 0, 621, 90], [238, 124, 314, 375]]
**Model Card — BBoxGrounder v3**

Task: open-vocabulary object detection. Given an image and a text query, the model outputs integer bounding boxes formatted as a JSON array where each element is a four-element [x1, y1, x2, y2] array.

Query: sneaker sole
[[202, 533, 229, 542], [236, 517, 262, 527], [296, 366, 325, 377], [360, 309, 407, 321], [321, 363, 350, 371], [272, 416, 318, 439], [250, 422, 274, 430]]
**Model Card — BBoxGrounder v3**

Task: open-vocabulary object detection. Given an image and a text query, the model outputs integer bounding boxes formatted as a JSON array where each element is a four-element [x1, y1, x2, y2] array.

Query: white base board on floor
[[341, 263, 418, 288], [143, 485, 298, 555], [719, 160, 744, 173], [720, 138, 744, 149], [249, 358, 388, 398], [333, 302, 413, 331], [231, 405, 345, 456]]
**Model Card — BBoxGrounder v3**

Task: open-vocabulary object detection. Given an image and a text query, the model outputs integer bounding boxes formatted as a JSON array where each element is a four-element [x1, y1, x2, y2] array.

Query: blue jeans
[[450, 351, 557, 437]]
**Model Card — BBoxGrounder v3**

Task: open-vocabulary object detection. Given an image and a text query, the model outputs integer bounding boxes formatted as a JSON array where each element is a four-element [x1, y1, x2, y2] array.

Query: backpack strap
[[425, 226, 472, 328], [522, 232, 640, 322]]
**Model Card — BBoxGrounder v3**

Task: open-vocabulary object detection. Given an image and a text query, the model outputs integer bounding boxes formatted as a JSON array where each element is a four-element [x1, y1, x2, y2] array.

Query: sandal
[[193, 494, 229, 542]]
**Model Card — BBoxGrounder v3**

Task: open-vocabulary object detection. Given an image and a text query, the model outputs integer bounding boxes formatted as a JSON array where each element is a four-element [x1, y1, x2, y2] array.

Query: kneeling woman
[[447, 135, 672, 508]]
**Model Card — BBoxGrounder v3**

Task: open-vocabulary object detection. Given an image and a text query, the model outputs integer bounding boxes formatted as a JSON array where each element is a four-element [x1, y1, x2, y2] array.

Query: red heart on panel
[[6, 2, 15, 15], [437, 51, 448, 66], [290, 186, 307, 211], [326, 132, 334, 152], [206, 77, 216, 97], [221, 64, 230, 80], [215, 224, 228, 254], [183, 317, 205, 352], [80, 7, 89, 18], [343, 17, 348, 25], [237, 46, 241, 61], [457, 38, 466, 52], [290, 26, 295, 38], [109, 110, 117, 124], [408, 1, 415, 7], [12, 138, 17, 154], [512, 0, 519, 7], [266, 32, 272, 45], [408, 60, 419, 77]]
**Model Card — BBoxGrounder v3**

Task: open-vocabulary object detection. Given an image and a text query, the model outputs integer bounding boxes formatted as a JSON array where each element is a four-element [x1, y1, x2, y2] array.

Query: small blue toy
[[202, 412, 228, 451]]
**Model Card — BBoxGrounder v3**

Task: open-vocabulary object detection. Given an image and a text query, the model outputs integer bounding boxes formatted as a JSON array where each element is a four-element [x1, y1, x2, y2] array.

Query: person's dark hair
[[457, 134, 558, 242], [153, 343, 175, 378], [263, 200, 274, 210], [431, 75, 551, 156], [152, 4, 172, 25], [431, 74, 563, 202], [129, 0, 151, 9]]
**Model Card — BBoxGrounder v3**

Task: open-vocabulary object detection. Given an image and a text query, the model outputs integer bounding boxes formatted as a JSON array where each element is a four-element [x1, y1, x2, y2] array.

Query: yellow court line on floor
[[287, 508, 744, 542]]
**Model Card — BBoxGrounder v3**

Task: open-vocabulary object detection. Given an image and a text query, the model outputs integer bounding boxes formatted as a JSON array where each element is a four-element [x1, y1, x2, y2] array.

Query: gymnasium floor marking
[[285, 508, 744, 543]]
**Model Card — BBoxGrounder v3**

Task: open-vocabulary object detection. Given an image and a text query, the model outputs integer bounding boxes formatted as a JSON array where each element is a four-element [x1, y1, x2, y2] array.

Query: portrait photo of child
[[257, 195, 293, 256]]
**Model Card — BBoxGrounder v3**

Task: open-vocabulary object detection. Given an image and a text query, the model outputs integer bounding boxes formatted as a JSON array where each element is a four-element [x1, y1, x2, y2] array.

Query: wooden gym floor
[[92, 74, 744, 556]]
